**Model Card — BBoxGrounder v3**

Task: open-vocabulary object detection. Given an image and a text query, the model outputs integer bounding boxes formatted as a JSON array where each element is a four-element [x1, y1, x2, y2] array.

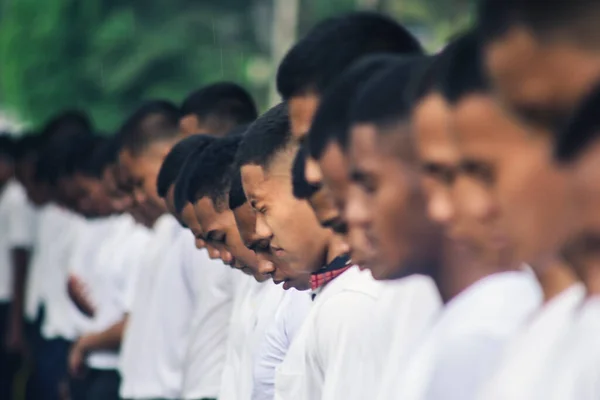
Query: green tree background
[[0, 0, 472, 132]]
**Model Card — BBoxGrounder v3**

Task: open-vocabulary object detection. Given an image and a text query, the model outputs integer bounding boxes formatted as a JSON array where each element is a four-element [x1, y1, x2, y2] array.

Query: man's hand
[[67, 275, 96, 317], [68, 337, 90, 378]]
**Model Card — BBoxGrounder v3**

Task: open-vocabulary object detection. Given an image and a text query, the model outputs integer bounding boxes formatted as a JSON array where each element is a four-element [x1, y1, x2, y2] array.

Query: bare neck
[[532, 257, 579, 303]]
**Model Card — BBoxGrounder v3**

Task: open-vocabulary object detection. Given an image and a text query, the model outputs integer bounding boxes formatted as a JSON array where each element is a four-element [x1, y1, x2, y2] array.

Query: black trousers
[[0, 302, 21, 400], [84, 368, 121, 400]]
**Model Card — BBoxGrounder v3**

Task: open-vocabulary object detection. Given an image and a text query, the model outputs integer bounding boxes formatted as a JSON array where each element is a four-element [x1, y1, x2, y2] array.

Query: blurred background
[[0, 0, 473, 133]]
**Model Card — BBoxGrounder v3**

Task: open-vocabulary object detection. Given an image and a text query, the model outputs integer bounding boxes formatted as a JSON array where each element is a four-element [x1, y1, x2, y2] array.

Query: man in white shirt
[[345, 51, 541, 400]]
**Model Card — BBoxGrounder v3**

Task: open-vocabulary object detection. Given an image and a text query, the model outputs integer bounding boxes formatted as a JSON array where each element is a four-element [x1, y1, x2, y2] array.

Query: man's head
[[347, 57, 442, 280], [443, 31, 574, 267], [305, 54, 405, 266], [179, 82, 258, 136], [555, 84, 600, 270], [237, 103, 333, 290], [176, 136, 266, 281], [39, 109, 93, 141], [277, 11, 422, 141], [0, 136, 15, 187], [478, 0, 600, 130], [117, 100, 182, 223]]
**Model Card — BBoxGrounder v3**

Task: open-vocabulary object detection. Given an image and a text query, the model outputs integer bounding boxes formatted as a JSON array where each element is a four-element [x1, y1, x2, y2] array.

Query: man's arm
[[67, 275, 96, 318], [69, 316, 128, 376], [6, 247, 30, 353]]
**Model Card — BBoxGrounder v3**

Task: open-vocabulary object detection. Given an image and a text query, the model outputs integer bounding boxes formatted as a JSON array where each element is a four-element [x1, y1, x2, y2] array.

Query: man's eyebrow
[[350, 169, 368, 182]]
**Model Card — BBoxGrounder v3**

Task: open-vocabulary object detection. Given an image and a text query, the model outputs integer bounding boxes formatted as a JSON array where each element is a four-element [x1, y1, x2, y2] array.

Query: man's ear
[[179, 114, 200, 136]]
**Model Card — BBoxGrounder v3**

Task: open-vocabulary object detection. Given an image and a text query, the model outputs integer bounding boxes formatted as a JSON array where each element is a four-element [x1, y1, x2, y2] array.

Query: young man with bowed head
[[179, 82, 258, 136], [175, 134, 310, 400], [346, 52, 541, 400], [236, 103, 387, 400], [433, 33, 581, 400], [301, 54, 441, 398], [540, 85, 600, 400], [477, 0, 600, 131], [156, 134, 236, 400], [116, 100, 234, 400]]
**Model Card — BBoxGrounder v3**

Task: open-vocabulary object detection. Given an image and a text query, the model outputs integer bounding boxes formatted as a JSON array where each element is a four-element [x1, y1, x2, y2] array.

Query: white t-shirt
[[389, 269, 542, 400], [478, 283, 585, 400], [0, 180, 36, 302], [536, 295, 600, 400], [182, 244, 237, 400], [252, 288, 312, 400], [376, 275, 442, 400], [119, 214, 190, 399], [219, 277, 284, 400], [40, 206, 87, 340], [274, 266, 383, 400], [81, 214, 151, 370]]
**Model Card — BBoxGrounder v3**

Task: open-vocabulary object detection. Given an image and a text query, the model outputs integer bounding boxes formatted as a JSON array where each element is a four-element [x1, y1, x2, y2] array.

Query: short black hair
[[235, 103, 292, 170], [350, 57, 429, 132], [180, 82, 258, 135], [307, 54, 409, 159], [13, 134, 43, 161], [0, 136, 15, 160], [277, 11, 423, 100], [39, 110, 93, 141], [439, 32, 490, 105], [178, 135, 242, 212], [118, 100, 181, 156], [78, 137, 114, 179], [35, 134, 97, 184], [555, 83, 600, 163], [157, 134, 216, 198], [477, 0, 600, 46], [228, 170, 246, 210], [292, 146, 320, 199]]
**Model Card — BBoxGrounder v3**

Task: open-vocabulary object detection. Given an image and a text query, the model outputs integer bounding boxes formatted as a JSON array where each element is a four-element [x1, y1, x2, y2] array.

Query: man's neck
[[585, 262, 600, 296], [324, 234, 350, 267], [434, 239, 517, 304], [531, 256, 579, 303]]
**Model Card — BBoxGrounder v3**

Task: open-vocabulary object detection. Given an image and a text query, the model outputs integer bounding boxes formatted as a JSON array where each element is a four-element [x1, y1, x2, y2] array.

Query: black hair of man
[[477, 0, 600, 46], [438, 31, 490, 106], [66, 135, 105, 178], [292, 146, 321, 199], [276, 11, 423, 100], [180, 82, 258, 135], [13, 134, 43, 161], [555, 83, 600, 163], [0, 136, 15, 160], [228, 170, 246, 211], [157, 135, 217, 199], [34, 134, 96, 185], [350, 57, 430, 132], [307, 54, 411, 160], [118, 100, 181, 157], [235, 103, 291, 171], [178, 135, 242, 213], [40, 110, 93, 140], [78, 137, 114, 179]]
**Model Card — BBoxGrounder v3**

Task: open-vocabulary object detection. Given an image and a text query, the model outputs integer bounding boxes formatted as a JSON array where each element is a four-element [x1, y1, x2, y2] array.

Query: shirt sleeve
[[123, 228, 151, 311], [424, 334, 507, 400], [6, 189, 36, 249]]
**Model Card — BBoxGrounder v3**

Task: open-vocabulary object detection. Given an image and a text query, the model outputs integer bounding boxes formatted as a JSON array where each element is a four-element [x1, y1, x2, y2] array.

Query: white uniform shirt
[[388, 270, 542, 400], [83, 215, 151, 370], [182, 244, 236, 400], [40, 206, 86, 340], [376, 275, 442, 400], [119, 214, 192, 399], [0, 180, 36, 302], [536, 295, 600, 400], [219, 277, 284, 400], [25, 204, 51, 321], [478, 283, 585, 400], [252, 288, 312, 400]]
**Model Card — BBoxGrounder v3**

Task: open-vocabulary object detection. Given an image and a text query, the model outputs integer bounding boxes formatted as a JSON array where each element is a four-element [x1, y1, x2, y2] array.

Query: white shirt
[[252, 288, 312, 400], [119, 214, 191, 399], [40, 206, 87, 340], [376, 275, 442, 400], [389, 270, 542, 400], [0, 180, 36, 302], [219, 277, 284, 400], [478, 283, 585, 400], [182, 244, 236, 400], [275, 265, 383, 400], [536, 295, 600, 400], [83, 214, 151, 370]]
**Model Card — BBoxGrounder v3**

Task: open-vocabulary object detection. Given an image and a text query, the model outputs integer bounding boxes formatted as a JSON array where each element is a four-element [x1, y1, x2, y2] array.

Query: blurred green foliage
[[0, 0, 472, 132]]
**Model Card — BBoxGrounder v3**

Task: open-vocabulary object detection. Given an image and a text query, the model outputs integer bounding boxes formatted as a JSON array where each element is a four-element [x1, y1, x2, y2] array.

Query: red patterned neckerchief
[[310, 254, 353, 292]]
